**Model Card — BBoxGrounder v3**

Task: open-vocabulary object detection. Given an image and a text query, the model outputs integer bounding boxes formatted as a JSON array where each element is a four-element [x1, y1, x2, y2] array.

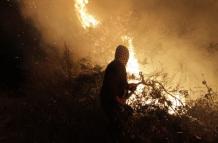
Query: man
[[100, 45, 137, 141]]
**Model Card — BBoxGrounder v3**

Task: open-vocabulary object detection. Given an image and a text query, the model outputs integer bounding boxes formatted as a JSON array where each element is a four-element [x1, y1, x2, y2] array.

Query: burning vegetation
[[73, 0, 188, 116], [1, 0, 218, 143]]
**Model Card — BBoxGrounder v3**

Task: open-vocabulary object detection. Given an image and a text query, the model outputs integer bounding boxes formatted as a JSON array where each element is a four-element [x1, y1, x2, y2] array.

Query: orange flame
[[122, 36, 186, 114], [74, 0, 100, 29], [122, 35, 140, 76], [74, 0, 186, 114]]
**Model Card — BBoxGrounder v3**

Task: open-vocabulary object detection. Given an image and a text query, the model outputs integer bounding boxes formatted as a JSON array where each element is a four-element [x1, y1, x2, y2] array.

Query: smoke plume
[[20, 0, 218, 92]]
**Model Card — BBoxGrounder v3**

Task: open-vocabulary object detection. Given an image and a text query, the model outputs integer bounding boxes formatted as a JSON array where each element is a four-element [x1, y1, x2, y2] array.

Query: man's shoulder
[[108, 60, 125, 69], [105, 60, 126, 74]]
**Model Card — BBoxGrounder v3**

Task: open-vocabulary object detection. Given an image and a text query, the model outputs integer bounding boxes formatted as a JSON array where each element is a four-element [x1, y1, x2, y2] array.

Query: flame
[[167, 93, 186, 114], [73, 0, 186, 114], [122, 36, 186, 114], [121, 36, 146, 107], [74, 0, 100, 29], [122, 36, 140, 76]]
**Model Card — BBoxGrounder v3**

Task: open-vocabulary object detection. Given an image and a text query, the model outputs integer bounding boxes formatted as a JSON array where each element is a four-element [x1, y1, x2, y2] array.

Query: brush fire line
[[74, 0, 186, 115]]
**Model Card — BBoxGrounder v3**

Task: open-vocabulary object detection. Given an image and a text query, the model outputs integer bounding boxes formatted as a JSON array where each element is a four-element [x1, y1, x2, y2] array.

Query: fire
[[74, 0, 100, 29], [74, 0, 186, 114], [122, 35, 140, 76], [167, 92, 186, 114], [121, 36, 146, 106], [122, 36, 186, 114]]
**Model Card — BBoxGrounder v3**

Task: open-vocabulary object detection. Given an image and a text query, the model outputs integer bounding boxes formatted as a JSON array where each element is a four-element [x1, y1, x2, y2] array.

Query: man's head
[[115, 45, 129, 66]]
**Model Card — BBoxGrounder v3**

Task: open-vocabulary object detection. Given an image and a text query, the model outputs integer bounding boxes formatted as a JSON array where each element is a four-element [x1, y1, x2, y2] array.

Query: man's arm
[[117, 64, 139, 102]]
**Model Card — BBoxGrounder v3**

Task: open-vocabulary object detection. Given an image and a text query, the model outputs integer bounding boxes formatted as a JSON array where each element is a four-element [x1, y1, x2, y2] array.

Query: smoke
[[20, 0, 218, 91]]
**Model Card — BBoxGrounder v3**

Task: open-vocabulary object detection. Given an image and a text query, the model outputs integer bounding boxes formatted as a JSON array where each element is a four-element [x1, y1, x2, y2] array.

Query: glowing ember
[[74, 0, 100, 29]]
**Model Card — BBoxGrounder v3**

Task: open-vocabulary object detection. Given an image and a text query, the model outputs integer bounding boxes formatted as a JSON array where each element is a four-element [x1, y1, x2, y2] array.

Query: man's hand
[[128, 83, 138, 92], [116, 96, 126, 105]]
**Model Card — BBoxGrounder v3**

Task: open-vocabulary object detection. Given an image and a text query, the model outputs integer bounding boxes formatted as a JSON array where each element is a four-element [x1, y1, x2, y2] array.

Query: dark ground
[[0, 89, 110, 143]]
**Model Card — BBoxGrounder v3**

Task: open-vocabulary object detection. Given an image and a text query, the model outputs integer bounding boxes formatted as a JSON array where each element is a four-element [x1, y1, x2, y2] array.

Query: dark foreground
[[0, 70, 218, 143]]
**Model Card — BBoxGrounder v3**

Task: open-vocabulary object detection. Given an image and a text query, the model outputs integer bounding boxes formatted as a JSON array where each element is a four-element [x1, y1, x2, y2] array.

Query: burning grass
[[68, 58, 218, 143], [1, 55, 217, 143]]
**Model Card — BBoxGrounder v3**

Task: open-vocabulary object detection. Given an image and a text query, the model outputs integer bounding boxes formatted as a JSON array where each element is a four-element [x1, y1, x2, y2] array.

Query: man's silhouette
[[100, 45, 137, 141]]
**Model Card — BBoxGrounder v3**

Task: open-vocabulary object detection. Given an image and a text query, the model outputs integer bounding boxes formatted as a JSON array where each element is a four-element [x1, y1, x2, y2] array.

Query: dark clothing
[[100, 60, 130, 142], [100, 59, 134, 122], [100, 60, 128, 114]]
